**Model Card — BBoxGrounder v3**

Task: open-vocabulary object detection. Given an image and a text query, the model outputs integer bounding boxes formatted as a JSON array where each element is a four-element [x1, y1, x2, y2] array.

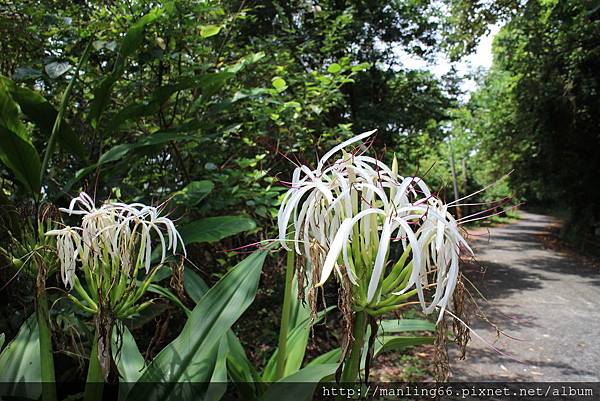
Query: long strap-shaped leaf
[[112, 323, 146, 401], [125, 249, 268, 401], [184, 268, 265, 401], [262, 306, 334, 381], [377, 319, 435, 334], [258, 364, 339, 401], [374, 335, 434, 357], [0, 315, 42, 400]]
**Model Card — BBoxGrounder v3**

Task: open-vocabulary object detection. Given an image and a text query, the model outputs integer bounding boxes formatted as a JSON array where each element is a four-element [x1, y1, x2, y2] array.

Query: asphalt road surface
[[449, 211, 600, 381]]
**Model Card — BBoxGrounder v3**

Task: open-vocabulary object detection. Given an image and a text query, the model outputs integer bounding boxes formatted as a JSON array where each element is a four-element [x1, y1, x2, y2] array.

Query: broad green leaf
[[377, 319, 436, 334], [105, 74, 233, 132], [200, 25, 222, 38], [183, 269, 264, 400], [112, 323, 146, 383], [327, 63, 341, 74], [351, 62, 370, 72], [374, 335, 434, 357], [0, 79, 27, 138], [262, 322, 309, 381], [0, 315, 42, 400], [262, 296, 306, 380], [231, 88, 269, 102], [106, 103, 161, 133], [126, 250, 268, 401], [98, 131, 194, 164], [0, 333, 4, 351], [188, 72, 236, 113], [121, 8, 165, 57], [196, 72, 235, 99], [0, 125, 41, 195], [259, 364, 338, 401], [225, 52, 265, 73], [226, 331, 264, 401], [172, 180, 214, 207], [0, 76, 85, 157], [150, 266, 172, 283], [183, 268, 209, 303], [179, 216, 257, 244], [89, 77, 116, 128], [204, 338, 228, 401], [112, 323, 146, 401], [262, 305, 333, 381], [271, 77, 287, 92], [305, 348, 341, 367]]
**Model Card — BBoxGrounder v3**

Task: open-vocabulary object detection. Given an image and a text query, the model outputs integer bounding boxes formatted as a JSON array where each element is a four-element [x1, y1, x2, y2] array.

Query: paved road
[[449, 211, 600, 381]]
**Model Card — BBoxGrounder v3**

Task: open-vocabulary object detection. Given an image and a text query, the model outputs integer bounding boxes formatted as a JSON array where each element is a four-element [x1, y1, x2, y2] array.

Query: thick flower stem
[[83, 329, 104, 401], [275, 250, 295, 380], [36, 286, 57, 401], [340, 310, 368, 383]]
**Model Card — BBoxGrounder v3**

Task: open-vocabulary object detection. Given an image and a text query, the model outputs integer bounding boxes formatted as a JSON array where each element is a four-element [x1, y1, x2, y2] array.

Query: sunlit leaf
[[271, 77, 287, 92], [351, 62, 370, 72], [259, 364, 338, 401], [200, 25, 222, 38], [327, 63, 341, 74], [374, 335, 434, 357], [377, 319, 435, 334]]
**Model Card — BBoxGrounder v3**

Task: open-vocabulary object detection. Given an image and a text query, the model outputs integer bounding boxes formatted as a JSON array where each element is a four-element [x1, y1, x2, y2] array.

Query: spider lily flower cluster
[[278, 130, 472, 319], [46, 193, 185, 319]]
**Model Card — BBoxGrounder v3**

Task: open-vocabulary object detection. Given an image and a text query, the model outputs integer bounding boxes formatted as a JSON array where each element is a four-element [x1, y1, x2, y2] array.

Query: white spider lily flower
[[45, 226, 82, 288], [59, 192, 96, 215], [48, 192, 187, 284], [277, 129, 473, 321], [278, 130, 377, 251], [114, 204, 186, 272]]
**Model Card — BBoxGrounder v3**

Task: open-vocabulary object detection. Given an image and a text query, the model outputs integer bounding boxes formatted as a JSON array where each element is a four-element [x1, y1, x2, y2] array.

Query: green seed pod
[[11, 257, 23, 269]]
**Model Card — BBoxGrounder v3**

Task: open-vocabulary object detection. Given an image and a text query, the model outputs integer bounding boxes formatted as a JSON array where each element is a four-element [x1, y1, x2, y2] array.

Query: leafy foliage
[[455, 0, 600, 244], [2, 0, 596, 399]]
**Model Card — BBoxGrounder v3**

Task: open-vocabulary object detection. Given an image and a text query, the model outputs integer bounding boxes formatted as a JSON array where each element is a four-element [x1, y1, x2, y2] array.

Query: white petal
[[316, 218, 354, 286], [367, 217, 393, 302], [316, 129, 377, 170]]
